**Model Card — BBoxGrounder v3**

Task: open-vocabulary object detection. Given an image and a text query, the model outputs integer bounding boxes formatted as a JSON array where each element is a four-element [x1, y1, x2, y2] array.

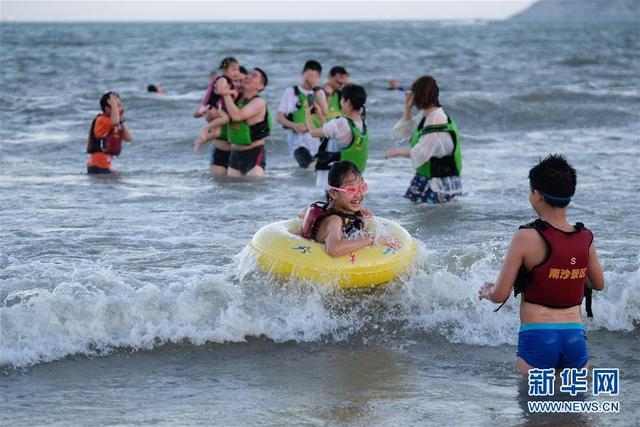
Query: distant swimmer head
[[147, 84, 165, 94], [302, 60, 322, 87], [529, 154, 577, 208], [219, 56, 241, 80], [340, 84, 367, 118], [410, 75, 441, 109], [326, 161, 367, 212], [389, 79, 400, 90]]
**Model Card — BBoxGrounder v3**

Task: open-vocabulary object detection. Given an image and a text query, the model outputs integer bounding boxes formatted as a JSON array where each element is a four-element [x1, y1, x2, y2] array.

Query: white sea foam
[[2, 243, 637, 369]]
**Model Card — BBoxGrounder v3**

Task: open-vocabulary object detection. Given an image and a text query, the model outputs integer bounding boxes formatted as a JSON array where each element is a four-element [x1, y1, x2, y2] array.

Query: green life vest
[[227, 97, 271, 146], [286, 86, 321, 128], [316, 117, 368, 173], [410, 114, 462, 179], [218, 124, 228, 142], [325, 90, 342, 121]]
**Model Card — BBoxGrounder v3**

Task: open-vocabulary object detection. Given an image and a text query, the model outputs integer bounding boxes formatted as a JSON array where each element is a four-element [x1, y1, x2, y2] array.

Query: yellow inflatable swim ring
[[250, 217, 416, 288]]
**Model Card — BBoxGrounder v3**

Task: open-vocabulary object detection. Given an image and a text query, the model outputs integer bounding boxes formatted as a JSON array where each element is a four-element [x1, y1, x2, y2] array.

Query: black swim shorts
[[229, 145, 266, 175], [87, 166, 112, 174], [211, 146, 231, 168]]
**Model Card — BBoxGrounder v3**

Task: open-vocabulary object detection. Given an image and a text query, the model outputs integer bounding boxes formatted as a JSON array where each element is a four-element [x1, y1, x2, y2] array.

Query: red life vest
[[301, 201, 364, 240], [522, 219, 593, 308], [86, 115, 122, 156]]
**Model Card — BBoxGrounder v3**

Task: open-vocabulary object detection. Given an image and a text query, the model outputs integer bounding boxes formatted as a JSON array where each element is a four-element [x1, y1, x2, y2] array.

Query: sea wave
[[2, 244, 637, 369]]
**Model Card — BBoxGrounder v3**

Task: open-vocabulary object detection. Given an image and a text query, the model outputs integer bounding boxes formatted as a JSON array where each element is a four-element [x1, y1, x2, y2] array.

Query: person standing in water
[[193, 57, 242, 176], [219, 68, 270, 177], [479, 155, 605, 375], [276, 60, 329, 169], [305, 84, 369, 189], [384, 75, 462, 203], [322, 66, 350, 121], [86, 91, 133, 174]]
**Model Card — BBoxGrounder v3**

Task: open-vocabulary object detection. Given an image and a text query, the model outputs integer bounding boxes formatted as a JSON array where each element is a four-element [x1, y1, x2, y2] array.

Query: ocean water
[[1, 21, 639, 425]]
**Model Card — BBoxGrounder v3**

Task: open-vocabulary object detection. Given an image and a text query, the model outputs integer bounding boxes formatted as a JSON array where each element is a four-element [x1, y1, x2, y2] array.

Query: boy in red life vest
[[298, 161, 401, 257], [86, 92, 133, 174], [479, 154, 605, 375]]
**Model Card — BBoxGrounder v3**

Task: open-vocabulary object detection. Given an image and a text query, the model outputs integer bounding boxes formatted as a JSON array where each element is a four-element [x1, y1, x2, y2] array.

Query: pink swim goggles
[[328, 182, 368, 197]]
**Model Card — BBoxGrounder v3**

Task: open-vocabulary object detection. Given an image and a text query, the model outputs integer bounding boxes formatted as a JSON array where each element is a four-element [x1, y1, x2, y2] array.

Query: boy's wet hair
[[99, 91, 119, 112], [219, 57, 239, 70], [303, 60, 322, 74], [326, 161, 362, 201], [411, 75, 441, 110], [329, 66, 348, 77], [254, 67, 268, 88], [529, 154, 577, 208], [341, 84, 367, 111], [239, 65, 248, 75]]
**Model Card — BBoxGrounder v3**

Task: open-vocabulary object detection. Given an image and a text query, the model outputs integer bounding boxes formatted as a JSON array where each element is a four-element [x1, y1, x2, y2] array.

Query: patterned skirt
[[404, 174, 462, 204]]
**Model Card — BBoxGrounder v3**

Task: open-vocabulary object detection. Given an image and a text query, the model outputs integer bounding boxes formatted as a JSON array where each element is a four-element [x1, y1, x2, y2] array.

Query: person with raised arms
[[86, 91, 133, 174]]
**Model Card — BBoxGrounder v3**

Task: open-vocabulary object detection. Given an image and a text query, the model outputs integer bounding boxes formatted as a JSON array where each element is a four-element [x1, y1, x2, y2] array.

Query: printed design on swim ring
[[384, 247, 397, 255], [250, 217, 416, 288], [292, 245, 312, 254]]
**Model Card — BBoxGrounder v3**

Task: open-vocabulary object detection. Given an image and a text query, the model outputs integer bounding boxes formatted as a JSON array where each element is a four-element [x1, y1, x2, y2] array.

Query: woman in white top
[[385, 75, 462, 204], [305, 84, 368, 190]]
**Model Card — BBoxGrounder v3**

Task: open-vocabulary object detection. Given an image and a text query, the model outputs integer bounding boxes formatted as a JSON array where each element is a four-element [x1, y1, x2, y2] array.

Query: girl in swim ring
[[299, 161, 400, 257]]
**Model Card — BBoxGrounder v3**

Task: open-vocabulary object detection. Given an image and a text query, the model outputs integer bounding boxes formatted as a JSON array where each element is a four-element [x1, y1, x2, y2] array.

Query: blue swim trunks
[[517, 323, 588, 369]]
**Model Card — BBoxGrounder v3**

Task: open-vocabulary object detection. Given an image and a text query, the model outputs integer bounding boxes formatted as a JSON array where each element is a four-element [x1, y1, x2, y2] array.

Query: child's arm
[[216, 87, 237, 97], [586, 242, 605, 291], [312, 101, 326, 126], [213, 78, 231, 96], [305, 105, 325, 138], [361, 208, 374, 218], [479, 230, 529, 303], [323, 216, 374, 257], [384, 147, 411, 158], [209, 110, 230, 126], [315, 90, 329, 117], [120, 121, 132, 142], [107, 94, 120, 127], [297, 206, 308, 220], [193, 105, 208, 118]]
